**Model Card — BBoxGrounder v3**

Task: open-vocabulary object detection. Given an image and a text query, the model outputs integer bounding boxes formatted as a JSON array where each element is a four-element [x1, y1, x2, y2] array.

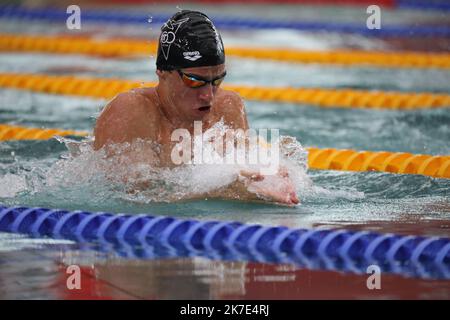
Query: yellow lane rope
[[1, 33, 450, 69], [0, 34, 155, 57], [1, 73, 449, 110], [1, 124, 449, 179], [307, 147, 450, 179], [0, 124, 88, 140]]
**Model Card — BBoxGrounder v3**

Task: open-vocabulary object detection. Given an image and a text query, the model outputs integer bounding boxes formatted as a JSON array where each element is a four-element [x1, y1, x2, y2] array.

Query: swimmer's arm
[[203, 91, 299, 204], [191, 170, 299, 206], [202, 181, 260, 202]]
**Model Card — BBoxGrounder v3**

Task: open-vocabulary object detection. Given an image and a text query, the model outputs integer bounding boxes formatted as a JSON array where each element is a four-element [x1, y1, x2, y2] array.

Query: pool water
[[0, 3, 449, 299]]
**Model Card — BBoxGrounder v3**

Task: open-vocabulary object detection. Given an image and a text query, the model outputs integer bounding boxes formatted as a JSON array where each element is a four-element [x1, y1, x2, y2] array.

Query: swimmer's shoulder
[[214, 88, 248, 129], [102, 87, 160, 118], [216, 88, 245, 109], [94, 87, 161, 149]]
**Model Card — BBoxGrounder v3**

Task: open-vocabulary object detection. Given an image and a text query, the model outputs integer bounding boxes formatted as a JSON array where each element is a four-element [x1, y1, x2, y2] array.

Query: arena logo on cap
[[160, 17, 190, 60], [183, 51, 202, 61]]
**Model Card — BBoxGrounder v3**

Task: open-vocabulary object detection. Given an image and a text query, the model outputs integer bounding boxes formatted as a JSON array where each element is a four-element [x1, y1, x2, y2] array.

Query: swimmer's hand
[[239, 168, 299, 205]]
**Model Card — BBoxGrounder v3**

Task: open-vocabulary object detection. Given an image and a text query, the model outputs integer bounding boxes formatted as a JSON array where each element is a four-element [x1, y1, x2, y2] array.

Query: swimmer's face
[[159, 64, 226, 121]]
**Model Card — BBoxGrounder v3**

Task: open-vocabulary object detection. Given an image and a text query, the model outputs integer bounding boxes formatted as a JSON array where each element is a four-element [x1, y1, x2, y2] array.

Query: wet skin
[[93, 64, 299, 205]]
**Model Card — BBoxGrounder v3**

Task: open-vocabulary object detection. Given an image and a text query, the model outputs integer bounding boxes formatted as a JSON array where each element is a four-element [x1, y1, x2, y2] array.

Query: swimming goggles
[[177, 70, 226, 88]]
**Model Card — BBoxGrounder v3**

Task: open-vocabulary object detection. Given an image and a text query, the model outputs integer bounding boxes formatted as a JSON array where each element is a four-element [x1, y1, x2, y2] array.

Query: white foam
[[0, 173, 28, 198], [43, 125, 314, 205]]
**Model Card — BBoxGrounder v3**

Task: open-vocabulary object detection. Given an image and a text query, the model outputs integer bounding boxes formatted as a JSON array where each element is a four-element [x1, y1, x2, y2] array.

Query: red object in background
[[221, 262, 450, 300], [57, 264, 113, 300], [90, 0, 396, 7], [53, 261, 450, 300]]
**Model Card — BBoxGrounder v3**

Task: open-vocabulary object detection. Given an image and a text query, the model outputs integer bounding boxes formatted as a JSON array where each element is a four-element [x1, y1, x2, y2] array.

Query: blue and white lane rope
[[0, 205, 449, 279], [0, 5, 449, 37], [398, 0, 450, 11]]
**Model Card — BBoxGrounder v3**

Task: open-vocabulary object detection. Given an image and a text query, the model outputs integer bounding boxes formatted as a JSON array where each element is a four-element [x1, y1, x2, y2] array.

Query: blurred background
[[0, 0, 449, 300]]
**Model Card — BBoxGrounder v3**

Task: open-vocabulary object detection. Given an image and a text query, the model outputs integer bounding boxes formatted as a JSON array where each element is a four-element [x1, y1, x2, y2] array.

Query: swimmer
[[93, 10, 299, 205]]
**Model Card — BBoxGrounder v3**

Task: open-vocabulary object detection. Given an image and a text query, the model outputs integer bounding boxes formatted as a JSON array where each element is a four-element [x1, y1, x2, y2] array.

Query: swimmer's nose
[[198, 84, 214, 103]]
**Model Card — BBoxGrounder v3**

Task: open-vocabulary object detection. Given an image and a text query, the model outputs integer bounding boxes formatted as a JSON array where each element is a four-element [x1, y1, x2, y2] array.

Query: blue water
[[0, 3, 449, 299]]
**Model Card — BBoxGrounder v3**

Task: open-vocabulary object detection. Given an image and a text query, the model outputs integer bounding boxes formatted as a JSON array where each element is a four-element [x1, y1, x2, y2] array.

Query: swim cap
[[156, 10, 225, 71]]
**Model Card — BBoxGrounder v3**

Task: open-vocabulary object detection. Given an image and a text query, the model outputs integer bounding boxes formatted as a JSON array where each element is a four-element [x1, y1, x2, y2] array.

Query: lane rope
[[1, 72, 449, 110], [0, 205, 448, 279], [1, 123, 449, 178], [0, 5, 449, 37], [1, 33, 450, 69]]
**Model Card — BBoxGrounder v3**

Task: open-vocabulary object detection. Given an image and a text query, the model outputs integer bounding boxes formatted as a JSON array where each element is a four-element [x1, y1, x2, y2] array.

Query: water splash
[[0, 173, 27, 197], [0, 126, 363, 206], [44, 124, 318, 205]]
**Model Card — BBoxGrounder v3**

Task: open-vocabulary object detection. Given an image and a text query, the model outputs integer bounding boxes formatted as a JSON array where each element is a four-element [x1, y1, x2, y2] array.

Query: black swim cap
[[156, 10, 225, 71]]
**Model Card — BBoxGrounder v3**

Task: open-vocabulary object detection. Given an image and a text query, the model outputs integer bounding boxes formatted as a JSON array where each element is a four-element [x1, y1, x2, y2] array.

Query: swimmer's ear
[[156, 69, 170, 79]]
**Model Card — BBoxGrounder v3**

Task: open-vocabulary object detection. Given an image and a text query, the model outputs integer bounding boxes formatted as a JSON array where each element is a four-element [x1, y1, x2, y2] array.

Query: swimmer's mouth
[[198, 106, 211, 112]]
